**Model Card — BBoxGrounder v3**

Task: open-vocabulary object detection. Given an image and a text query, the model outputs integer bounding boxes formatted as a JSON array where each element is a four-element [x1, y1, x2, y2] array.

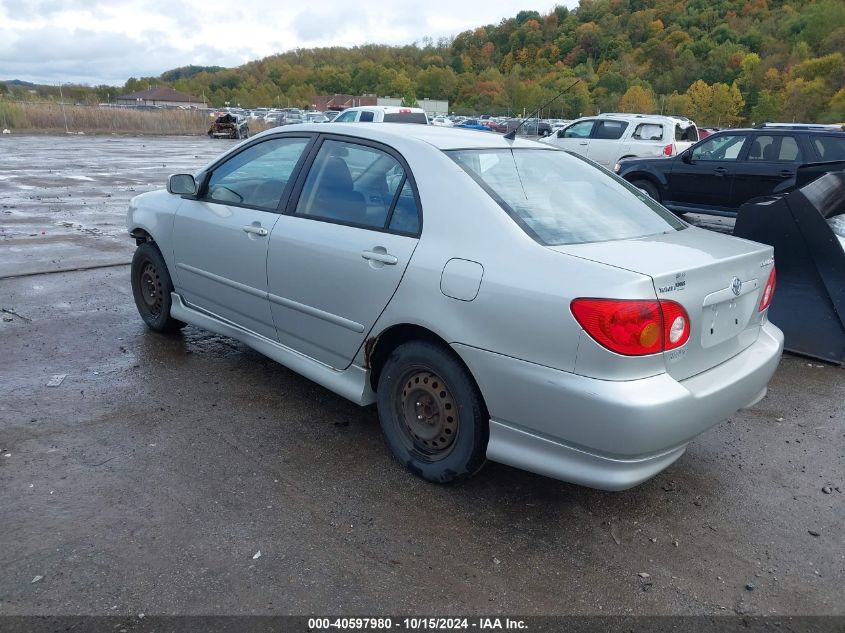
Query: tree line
[[3, 0, 845, 125]]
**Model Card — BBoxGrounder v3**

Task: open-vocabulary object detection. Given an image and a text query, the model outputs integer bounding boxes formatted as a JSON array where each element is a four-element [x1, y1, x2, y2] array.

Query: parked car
[[127, 123, 783, 490], [263, 112, 285, 126], [304, 112, 329, 123], [485, 119, 508, 133], [615, 125, 845, 216], [456, 118, 492, 131], [431, 116, 454, 127], [506, 118, 552, 137], [207, 113, 249, 139], [331, 106, 428, 124], [542, 114, 699, 169]]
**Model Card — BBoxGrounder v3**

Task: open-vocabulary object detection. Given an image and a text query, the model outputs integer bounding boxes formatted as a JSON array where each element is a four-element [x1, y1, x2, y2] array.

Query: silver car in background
[[127, 124, 783, 490]]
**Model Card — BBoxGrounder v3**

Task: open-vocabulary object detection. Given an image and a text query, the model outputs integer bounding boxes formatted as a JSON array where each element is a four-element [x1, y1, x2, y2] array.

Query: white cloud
[[0, 0, 576, 85]]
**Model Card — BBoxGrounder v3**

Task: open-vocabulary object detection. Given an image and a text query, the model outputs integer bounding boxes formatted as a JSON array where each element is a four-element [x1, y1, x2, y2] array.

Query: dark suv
[[615, 124, 845, 216]]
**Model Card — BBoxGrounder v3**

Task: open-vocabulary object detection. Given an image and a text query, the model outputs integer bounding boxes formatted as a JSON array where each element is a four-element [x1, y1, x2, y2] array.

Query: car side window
[[388, 180, 421, 234], [334, 110, 356, 122], [633, 123, 664, 141], [592, 120, 628, 140], [675, 124, 698, 142], [691, 134, 747, 161], [205, 137, 310, 210], [747, 135, 802, 162], [813, 135, 845, 161], [295, 139, 415, 232], [562, 120, 594, 138], [778, 136, 801, 162], [359, 111, 375, 122]]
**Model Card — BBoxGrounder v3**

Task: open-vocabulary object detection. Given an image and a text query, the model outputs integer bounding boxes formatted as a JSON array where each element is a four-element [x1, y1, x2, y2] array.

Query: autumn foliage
[[3, 0, 845, 125]]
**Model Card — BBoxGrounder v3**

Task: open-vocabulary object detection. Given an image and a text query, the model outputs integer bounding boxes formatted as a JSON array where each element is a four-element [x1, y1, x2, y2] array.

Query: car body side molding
[[176, 262, 266, 299], [267, 292, 366, 333]]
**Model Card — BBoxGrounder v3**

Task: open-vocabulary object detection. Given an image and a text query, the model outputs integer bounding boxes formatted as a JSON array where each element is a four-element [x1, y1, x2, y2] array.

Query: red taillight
[[571, 298, 690, 356], [759, 266, 776, 311], [663, 143, 674, 156]]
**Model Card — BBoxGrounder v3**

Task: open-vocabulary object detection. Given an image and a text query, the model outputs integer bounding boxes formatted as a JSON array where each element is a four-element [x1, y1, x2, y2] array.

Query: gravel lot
[[0, 134, 842, 616]]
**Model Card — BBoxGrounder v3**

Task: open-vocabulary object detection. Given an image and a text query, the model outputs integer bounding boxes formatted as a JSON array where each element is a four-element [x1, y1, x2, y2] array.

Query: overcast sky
[[0, 0, 576, 86]]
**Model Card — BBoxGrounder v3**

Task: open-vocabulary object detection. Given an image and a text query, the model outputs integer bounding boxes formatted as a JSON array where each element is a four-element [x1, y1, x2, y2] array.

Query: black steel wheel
[[131, 242, 186, 333], [397, 368, 460, 460], [376, 341, 488, 483]]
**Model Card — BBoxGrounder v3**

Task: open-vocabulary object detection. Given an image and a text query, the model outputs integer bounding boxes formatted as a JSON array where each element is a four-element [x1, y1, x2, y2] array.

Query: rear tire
[[131, 242, 186, 333], [376, 341, 488, 483], [631, 179, 660, 202]]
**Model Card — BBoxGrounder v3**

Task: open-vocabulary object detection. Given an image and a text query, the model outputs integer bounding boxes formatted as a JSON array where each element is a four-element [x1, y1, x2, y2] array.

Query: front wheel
[[131, 242, 186, 333], [631, 178, 661, 202], [376, 341, 488, 483]]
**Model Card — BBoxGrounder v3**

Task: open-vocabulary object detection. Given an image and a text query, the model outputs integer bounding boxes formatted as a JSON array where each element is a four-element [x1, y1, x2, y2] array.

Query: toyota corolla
[[127, 124, 783, 490]]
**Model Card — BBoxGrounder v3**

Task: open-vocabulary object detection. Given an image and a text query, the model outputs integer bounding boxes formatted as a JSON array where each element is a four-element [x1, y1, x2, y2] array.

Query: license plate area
[[700, 293, 756, 348]]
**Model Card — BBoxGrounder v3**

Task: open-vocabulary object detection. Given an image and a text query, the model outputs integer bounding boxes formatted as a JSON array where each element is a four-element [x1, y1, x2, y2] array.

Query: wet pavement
[[0, 135, 229, 278], [0, 135, 843, 616]]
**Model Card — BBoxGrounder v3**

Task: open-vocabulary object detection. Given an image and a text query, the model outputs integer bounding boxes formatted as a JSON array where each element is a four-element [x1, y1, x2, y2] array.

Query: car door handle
[[242, 225, 268, 237], [779, 170, 794, 178], [362, 250, 398, 265], [578, 141, 589, 145], [714, 167, 727, 176]]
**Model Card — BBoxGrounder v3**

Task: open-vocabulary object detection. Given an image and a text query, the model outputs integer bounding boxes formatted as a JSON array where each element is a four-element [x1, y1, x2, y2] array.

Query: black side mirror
[[681, 150, 693, 164], [167, 174, 197, 196]]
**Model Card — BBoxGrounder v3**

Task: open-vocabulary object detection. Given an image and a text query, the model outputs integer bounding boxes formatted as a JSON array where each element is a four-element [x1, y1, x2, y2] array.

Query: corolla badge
[[731, 276, 742, 296]]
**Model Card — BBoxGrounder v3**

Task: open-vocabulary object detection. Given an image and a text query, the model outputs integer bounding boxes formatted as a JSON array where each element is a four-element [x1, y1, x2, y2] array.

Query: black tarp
[[733, 166, 845, 364]]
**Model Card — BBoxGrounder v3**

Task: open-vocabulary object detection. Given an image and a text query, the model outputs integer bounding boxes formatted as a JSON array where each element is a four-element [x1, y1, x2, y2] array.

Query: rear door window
[[778, 136, 802, 161], [592, 120, 628, 140], [294, 139, 419, 233], [747, 135, 802, 162], [359, 111, 375, 122]]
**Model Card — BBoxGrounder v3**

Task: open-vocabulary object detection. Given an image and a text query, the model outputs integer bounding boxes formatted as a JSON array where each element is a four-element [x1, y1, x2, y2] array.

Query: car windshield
[[448, 149, 686, 245]]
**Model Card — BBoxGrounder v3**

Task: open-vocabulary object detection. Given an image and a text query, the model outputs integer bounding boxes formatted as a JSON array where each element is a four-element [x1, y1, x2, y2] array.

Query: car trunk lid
[[551, 227, 774, 380]]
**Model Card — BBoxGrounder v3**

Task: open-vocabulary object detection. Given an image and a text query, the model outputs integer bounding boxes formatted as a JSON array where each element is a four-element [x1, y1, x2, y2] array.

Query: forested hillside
[[5, 0, 845, 124]]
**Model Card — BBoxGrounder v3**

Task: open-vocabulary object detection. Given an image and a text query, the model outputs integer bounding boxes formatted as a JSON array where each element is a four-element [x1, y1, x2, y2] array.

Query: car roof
[[581, 113, 695, 125], [344, 106, 426, 113], [710, 127, 843, 135], [252, 122, 547, 150]]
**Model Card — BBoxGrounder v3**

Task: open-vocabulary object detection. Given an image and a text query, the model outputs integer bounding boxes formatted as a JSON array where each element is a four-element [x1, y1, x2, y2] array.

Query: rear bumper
[[454, 321, 784, 490]]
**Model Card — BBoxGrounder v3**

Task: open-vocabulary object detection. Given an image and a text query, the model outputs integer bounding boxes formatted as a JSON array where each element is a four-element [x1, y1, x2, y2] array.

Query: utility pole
[[58, 83, 69, 134]]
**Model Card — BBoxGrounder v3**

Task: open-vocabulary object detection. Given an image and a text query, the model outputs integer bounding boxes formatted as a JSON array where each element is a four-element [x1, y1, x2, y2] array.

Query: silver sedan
[[127, 124, 783, 490]]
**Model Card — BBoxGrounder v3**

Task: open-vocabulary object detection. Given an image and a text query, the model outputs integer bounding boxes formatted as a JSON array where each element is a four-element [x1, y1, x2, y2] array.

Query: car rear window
[[383, 112, 428, 124], [448, 149, 685, 245], [675, 123, 699, 142]]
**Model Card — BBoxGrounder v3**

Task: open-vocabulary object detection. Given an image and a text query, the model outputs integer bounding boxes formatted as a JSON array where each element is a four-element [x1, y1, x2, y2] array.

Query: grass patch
[[0, 102, 274, 136]]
